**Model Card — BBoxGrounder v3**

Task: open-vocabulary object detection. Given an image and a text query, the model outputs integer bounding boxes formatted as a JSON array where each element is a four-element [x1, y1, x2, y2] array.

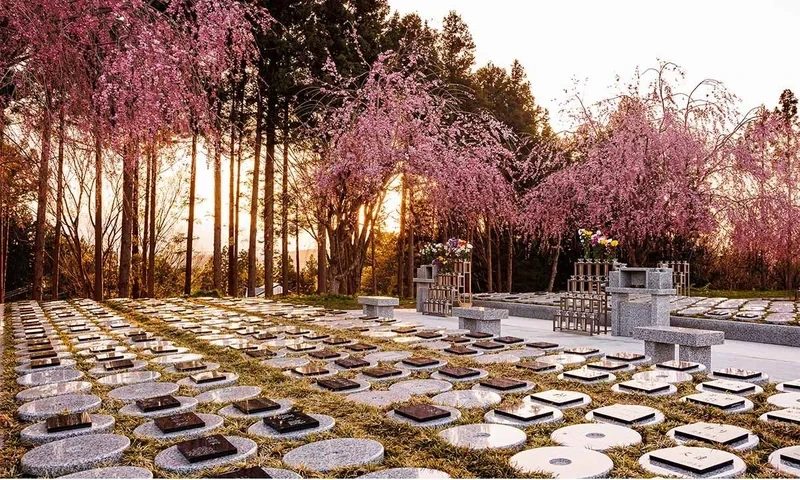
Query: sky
[[190, 0, 800, 257]]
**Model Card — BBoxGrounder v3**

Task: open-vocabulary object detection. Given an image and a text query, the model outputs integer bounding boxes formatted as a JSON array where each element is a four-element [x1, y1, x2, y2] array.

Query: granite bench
[[452, 307, 508, 336], [633, 325, 724, 368], [357, 296, 399, 318]]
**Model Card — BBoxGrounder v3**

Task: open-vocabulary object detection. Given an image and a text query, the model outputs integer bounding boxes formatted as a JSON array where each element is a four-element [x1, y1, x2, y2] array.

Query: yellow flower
[[599, 238, 607, 245], [611, 240, 619, 247]]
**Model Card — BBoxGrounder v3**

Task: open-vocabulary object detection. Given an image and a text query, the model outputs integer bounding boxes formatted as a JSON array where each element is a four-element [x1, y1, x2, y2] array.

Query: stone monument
[[606, 266, 676, 337]]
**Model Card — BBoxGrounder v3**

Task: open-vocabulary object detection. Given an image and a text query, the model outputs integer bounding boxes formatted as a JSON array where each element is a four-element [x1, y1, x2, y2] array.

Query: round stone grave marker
[[431, 390, 502, 409], [98, 371, 161, 386], [388, 379, 453, 395], [510, 446, 614, 478], [356, 468, 450, 478], [513, 348, 545, 359], [248, 413, 335, 440], [632, 370, 692, 384], [346, 390, 411, 408], [154, 435, 257, 475], [392, 359, 447, 371], [639, 446, 746, 478], [163, 362, 221, 375], [768, 393, 800, 409], [88, 360, 148, 376], [16, 359, 77, 374], [108, 382, 179, 402], [218, 398, 293, 419], [439, 423, 526, 450], [21, 433, 130, 477], [17, 369, 84, 387], [21, 414, 115, 445], [196, 385, 262, 404], [133, 413, 224, 440], [150, 353, 203, 365], [484, 404, 563, 427], [696, 380, 763, 396], [473, 352, 521, 365], [57, 466, 153, 479], [551, 423, 641, 451], [177, 372, 239, 391], [282, 438, 384, 473], [18, 394, 102, 421], [262, 357, 309, 369], [16, 381, 92, 402], [119, 396, 198, 418], [586, 404, 664, 427], [538, 354, 586, 366], [769, 446, 800, 477]]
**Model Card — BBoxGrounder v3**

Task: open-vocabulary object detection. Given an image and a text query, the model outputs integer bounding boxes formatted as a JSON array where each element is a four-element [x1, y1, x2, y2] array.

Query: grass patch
[[279, 294, 416, 310], [692, 288, 796, 300]]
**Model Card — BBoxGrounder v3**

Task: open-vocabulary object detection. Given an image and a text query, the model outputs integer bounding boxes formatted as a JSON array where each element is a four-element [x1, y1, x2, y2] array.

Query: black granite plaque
[[293, 366, 329, 376], [252, 333, 277, 341], [495, 336, 524, 345], [713, 368, 761, 380], [95, 352, 123, 362], [30, 350, 58, 360], [175, 361, 207, 372], [465, 332, 493, 339], [136, 395, 181, 412], [31, 358, 61, 368], [233, 398, 280, 414], [438, 367, 480, 379], [495, 405, 553, 422], [335, 357, 370, 369], [90, 345, 115, 354], [287, 343, 316, 352], [516, 361, 556, 372], [217, 466, 272, 478], [323, 337, 350, 346], [317, 378, 360, 391], [151, 345, 178, 354], [27, 338, 52, 347], [392, 327, 417, 334], [177, 434, 237, 463], [191, 371, 227, 384], [154, 412, 206, 433], [443, 336, 470, 343], [246, 349, 274, 359], [105, 359, 135, 371], [564, 347, 599, 355], [618, 380, 670, 394], [403, 357, 438, 367], [658, 360, 698, 371], [28, 344, 54, 353], [592, 406, 655, 425], [394, 405, 450, 422], [444, 345, 477, 355], [46, 412, 92, 433], [362, 367, 402, 378], [473, 341, 504, 350], [415, 331, 443, 339], [606, 352, 645, 362], [263, 411, 320, 433], [587, 360, 629, 371], [308, 349, 340, 360], [480, 378, 527, 390], [526, 341, 558, 349], [346, 343, 377, 352]]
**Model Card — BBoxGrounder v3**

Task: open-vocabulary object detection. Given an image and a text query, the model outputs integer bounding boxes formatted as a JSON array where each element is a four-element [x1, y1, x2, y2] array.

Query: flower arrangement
[[577, 228, 619, 261], [420, 238, 473, 272]]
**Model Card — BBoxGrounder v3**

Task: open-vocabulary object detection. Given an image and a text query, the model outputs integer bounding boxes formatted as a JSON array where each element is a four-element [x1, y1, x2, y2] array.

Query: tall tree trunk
[[52, 108, 65, 299], [131, 152, 140, 298], [94, 130, 103, 301], [280, 99, 289, 295], [495, 227, 503, 292], [119, 146, 133, 298], [371, 224, 377, 295], [506, 225, 513, 293], [397, 177, 406, 297], [547, 241, 561, 292], [317, 220, 327, 293], [147, 149, 156, 297], [406, 185, 414, 298], [213, 134, 222, 291], [247, 96, 264, 297], [141, 145, 151, 296], [295, 213, 300, 294], [184, 132, 198, 295], [263, 93, 276, 297], [32, 98, 53, 301], [227, 94, 238, 297], [486, 221, 493, 293]]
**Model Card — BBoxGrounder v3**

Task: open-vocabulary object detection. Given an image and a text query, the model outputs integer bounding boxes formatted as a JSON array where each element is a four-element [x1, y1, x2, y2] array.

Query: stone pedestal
[[453, 307, 507, 336], [607, 267, 677, 338], [413, 278, 434, 313], [678, 345, 712, 368], [357, 297, 399, 319], [644, 341, 675, 364]]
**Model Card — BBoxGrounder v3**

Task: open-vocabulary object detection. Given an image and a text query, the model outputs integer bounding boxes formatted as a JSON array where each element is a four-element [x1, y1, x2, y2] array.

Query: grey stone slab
[[682, 392, 754, 413], [16, 381, 92, 402], [768, 393, 800, 409], [431, 390, 502, 409], [363, 351, 410, 362], [108, 382, 179, 402], [248, 413, 335, 439], [20, 414, 115, 445], [697, 380, 762, 396], [538, 354, 586, 366], [759, 408, 800, 425], [218, 398, 293, 419], [387, 405, 461, 428], [639, 446, 745, 478], [510, 446, 614, 478], [282, 438, 384, 473], [195, 386, 262, 404], [97, 371, 161, 386], [551, 423, 642, 451], [133, 413, 224, 440], [358, 296, 399, 306], [17, 369, 84, 387], [21, 433, 130, 477], [57, 466, 153, 479], [769, 446, 800, 477], [453, 307, 508, 320], [346, 390, 411, 408], [18, 394, 102, 421], [16, 359, 78, 374], [634, 326, 724, 346], [177, 372, 239, 391], [357, 468, 450, 478], [484, 405, 563, 427], [150, 353, 204, 365], [262, 357, 309, 369], [439, 423, 526, 450], [474, 352, 521, 365], [632, 370, 693, 383], [88, 360, 149, 376], [668, 422, 759, 451], [154, 435, 257, 475], [586, 404, 664, 427], [388, 379, 453, 395]]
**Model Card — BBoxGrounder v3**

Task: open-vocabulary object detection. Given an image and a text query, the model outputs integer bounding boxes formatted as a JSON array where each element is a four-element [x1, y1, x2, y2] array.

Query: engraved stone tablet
[[31, 358, 61, 369], [392, 327, 416, 334], [292, 366, 329, 377], [465, 332, 493, 339], [444, 346, 477, 355], [713, 368, 761, 380], [252, 333, 277, 341], [233, 398, 280, 414], [136, 395, 181, 412], [415, 331, 442, 339], [592, 404, 655, 425], [588, 360, 628, 371], [650, 447, 734, 474], [495, 336, 524, 344], [217, 466, 272, 478], [304, 333, 329, 341], [45, 412, 92, 433], [394, 405, 450, 423], [658, 360, 699, 371], [176, 434, 237, 463], [245, 349, 273, 359], [517, 361, 556, 372], [473, 341, 504, 350], [175, 361, 206, 372], [780, 448, 800, 465], [703, 380, 756, 395], [530, 390, 583, 407], [90, 345, 115, 354], [95, 352, 123, 362], [287, 343, 316, 352], [335, 357, 369, 369], [317, 378, 360, 392], [527, 341, 558, 349], [191, 371, 226, 384], [766, 408, 800, 425], [77, 334, 100, 342], [438, 367, 480, 379], [28, 344, 54, 353], [154, 412, 206, 434], [619, 380, 670, 394], [346, 343, 377, 352], [323, 337, 350, 346], [443, 336, 470, 343], [308, 349, 340, 360], [606, 352, 645, 362], [480, 378, 527, 390], [564, 347, 599, 355], [105, 359, 135, 371], [495, 405, 553, 422], [673, 422, 749, 446], [263, 411, 320, 433], [362, 367, 402, 379], [564, 368, 609, 381], [30, 350, 58, 360], [402, 357, 438, 368], [686, 393, 745, 410], [783, 380, 800, 392], [151, 345, 178, 354], [283, 327, 310, 335]]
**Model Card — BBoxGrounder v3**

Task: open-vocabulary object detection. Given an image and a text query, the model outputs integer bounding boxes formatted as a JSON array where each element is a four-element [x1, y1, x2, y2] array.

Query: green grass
[[281, 294, 416, 310], [691, 289, 797, 299]]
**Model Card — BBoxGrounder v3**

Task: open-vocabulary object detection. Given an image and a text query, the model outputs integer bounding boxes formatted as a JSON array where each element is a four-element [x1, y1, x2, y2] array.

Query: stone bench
[[453, 307, 508, 336], [633, 326, 724, 368], [357, 296, 399, 318]]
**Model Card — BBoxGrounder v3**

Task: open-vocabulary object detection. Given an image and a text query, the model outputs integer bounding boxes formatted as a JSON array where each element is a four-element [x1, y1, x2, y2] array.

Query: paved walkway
[[390, 308, 800, 382]]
